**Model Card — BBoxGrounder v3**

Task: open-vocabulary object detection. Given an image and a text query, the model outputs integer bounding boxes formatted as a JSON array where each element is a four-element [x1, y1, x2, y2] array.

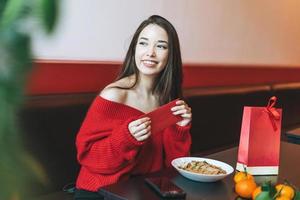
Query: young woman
[[74, 15, 192, 200]]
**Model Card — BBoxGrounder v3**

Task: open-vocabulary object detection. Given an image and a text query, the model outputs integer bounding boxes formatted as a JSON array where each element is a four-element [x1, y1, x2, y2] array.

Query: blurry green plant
[[0, 0, 58, 199]]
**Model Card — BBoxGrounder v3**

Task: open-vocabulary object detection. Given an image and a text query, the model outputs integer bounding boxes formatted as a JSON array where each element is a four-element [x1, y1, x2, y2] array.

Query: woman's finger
[[135, 132, 151, 142], [176, 100, 185, 105], [129, 117, 150, 128], [132, 121, 151, 134], [181, 113, 192, 118], [134, 126, 151, 141], [173, 109, 189, 115], [171, 105, 186, 112], [133, 124, 150, 136], [133, 125, 151, 137]]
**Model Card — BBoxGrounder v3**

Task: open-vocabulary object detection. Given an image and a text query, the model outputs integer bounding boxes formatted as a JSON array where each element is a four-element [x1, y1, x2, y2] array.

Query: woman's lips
[[142, 60, 158, 67]]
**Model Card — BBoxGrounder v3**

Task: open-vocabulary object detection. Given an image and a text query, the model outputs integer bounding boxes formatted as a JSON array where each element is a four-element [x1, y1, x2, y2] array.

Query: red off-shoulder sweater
[[75, 96, 191, 192]]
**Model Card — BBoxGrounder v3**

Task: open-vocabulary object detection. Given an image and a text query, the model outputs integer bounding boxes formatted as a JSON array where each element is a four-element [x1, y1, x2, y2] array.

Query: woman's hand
[[128, 117, 151, 142], [171, 100, 192, 127]]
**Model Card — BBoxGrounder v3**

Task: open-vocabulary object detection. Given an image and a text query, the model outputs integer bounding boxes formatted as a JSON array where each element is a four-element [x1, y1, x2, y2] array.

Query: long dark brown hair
[[116, 15, 183, 105]]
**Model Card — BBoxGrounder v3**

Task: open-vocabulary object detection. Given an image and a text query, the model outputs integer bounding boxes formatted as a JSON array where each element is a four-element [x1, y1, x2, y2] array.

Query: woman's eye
[[138, 41, 147, 46], [157, 45, 168, 49]]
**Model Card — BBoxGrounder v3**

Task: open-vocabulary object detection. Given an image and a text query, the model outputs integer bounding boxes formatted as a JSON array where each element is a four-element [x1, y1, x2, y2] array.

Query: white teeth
[[143, 60, 156, 65]]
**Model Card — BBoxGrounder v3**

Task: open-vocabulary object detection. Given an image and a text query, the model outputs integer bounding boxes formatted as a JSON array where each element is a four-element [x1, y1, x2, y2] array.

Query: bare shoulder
[[100, 86, 127, 104], [99, 77, 133, 103]]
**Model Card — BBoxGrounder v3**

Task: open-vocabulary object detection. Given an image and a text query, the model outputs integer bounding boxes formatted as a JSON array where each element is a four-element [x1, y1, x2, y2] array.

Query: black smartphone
[[145, 177, 186, 199]]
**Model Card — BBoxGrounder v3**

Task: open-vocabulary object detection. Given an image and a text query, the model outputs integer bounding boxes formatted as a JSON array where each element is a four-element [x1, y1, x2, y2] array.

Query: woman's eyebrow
[[139, 37, 148, 41], [157, 40, 168, 44], [139, 37, 168, 44]]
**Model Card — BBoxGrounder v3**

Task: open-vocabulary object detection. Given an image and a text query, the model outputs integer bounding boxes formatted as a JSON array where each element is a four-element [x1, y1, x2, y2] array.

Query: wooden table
[[99, 141, 300, 200]]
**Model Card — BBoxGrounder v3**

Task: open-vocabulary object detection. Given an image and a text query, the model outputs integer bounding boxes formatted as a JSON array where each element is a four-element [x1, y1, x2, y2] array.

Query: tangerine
[[252, 186, 262, 200], [275, 196, 292, 200], [235, 178, 257, 198], [275, 184, 295, 199], [234, 171, 254, 183]]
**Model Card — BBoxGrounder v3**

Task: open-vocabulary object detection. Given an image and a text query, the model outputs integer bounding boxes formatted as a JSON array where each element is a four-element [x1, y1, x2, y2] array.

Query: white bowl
[[171, 157, 234, 182]]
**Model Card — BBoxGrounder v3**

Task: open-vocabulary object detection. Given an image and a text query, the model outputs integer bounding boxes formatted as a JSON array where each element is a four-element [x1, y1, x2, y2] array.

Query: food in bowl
[[179, 160, 226, 175], [172, 157, 234, 182]]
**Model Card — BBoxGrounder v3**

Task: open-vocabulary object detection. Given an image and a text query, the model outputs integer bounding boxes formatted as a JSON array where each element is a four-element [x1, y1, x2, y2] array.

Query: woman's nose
[[146, 46, 156, 57]]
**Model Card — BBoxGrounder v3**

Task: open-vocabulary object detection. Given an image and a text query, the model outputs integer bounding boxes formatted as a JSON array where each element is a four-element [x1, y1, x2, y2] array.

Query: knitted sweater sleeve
[[163, 124, 192, 167], [76, 98, 144, 174]]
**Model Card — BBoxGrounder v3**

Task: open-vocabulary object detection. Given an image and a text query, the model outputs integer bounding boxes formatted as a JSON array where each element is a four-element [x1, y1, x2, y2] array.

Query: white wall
[[32, 0, 300, 66]]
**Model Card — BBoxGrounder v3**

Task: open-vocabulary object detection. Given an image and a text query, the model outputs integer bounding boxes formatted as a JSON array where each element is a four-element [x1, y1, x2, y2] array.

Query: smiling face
[[134, 24, 169, 77]]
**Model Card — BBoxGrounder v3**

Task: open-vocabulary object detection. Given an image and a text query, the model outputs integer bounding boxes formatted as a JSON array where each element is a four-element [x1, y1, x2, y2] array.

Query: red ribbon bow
[[265, 96, 280, 131]]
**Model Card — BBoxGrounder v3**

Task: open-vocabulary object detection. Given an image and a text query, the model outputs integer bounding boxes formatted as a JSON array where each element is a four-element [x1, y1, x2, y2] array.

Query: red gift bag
[[236, 96, 282, 175]]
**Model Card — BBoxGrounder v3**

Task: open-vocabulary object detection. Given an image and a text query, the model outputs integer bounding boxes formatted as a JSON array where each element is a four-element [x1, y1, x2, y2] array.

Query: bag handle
[[266, 96, 277, 109], [265, 96, 280, 131]]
